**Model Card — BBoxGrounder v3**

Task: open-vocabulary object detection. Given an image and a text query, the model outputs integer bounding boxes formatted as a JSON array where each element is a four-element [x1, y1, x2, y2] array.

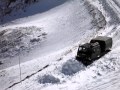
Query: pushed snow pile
[[38, 74, 60, 84], [0, 26, 47, 58], [61, 59, 85, 75]]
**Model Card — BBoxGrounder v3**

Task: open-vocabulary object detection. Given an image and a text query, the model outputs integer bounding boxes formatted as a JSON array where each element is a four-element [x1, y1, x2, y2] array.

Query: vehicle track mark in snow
[[86, 70, 120, 90], [6, 65, 49, 90], [98, 0, 120, 24], [107, 0, 120, 19], [113, 0, 120, 9]]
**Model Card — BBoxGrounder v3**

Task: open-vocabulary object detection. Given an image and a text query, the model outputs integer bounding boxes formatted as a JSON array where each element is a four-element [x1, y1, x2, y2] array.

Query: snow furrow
[[107, 0, 120, 19]]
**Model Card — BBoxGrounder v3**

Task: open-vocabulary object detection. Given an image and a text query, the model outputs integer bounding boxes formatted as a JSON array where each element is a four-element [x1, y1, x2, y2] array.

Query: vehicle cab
[[76, 42, 101, 61]]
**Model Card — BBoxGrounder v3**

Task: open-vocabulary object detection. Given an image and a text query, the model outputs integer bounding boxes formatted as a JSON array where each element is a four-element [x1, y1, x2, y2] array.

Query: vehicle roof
[[91, 36, 112, 42], [80, 43, 91, 48]]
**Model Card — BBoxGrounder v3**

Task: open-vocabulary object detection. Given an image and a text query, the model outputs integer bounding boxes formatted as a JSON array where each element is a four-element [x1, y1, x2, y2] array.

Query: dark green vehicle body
[[90, 36, 112, 52], [76, 36, 112, 65]]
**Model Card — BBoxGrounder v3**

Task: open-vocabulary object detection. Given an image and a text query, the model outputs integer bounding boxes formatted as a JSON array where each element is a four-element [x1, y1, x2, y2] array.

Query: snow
[[0, 26, 47, 58], [61, 59, 85, 75], [38, 74, 60, 84], [1, 0, 120, 90], [0, 0, 94, 70], [0, 46, 73, 90]]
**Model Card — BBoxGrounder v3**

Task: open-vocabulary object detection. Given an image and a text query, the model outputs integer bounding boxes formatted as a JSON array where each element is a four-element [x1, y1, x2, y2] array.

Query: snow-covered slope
[[0, 0, 96, 89], [0, 0, 94, 70], [1, 0, 120, 90], [0, 0, 68, 24]]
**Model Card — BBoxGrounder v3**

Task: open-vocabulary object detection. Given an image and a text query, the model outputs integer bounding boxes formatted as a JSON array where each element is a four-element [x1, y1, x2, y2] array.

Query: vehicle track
[[107, 0, 120, 19]]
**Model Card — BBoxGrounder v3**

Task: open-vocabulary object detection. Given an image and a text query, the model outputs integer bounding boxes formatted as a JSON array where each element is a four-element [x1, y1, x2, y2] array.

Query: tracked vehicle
[[76, 36, 112, 65]]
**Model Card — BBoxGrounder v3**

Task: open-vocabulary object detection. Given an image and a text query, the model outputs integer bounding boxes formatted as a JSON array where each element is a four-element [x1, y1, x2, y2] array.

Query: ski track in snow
[[1, 0, 120, 90]]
